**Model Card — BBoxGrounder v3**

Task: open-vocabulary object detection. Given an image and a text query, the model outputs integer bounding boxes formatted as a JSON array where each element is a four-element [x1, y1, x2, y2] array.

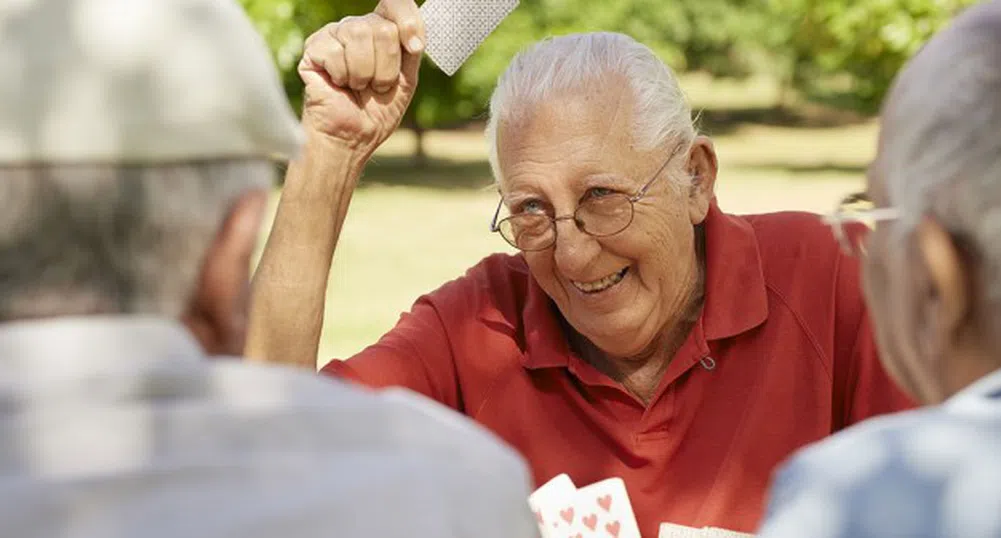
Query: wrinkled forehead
[[495, 80, 649, 188]]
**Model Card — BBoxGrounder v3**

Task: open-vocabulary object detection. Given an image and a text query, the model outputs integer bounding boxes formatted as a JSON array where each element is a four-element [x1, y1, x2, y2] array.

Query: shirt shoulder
[[759, 406, 1001, 538], [739, 211, 865, 346], [741, 211, 846, 279], [420, 252, 532, 323], [0, 360, 538, 538], [211, 360, 531, 472]]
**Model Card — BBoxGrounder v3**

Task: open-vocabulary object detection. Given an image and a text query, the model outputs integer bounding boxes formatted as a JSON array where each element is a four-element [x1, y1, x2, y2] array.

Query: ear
[[182, 189, 269, 357], [686, 135, 719, 225], [915, 217, 970, 353]]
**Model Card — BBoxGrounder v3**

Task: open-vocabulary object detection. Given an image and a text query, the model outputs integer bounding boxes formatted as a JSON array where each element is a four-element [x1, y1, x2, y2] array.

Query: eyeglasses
[[489, 144, 686, 252], [824, 192, 901, 256]]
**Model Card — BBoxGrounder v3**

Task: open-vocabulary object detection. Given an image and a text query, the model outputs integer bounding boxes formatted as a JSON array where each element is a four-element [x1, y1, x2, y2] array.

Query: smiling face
[[495, 80, 716, 358]]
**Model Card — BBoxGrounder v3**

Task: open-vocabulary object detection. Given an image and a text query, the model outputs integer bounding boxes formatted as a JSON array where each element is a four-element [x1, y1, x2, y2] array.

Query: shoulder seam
[[764, 282, 833, 382]]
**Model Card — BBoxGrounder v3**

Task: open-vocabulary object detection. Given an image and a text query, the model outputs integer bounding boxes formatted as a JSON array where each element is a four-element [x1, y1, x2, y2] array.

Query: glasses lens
[[499, 214, 554, 251], [577, 194, 634, 236]]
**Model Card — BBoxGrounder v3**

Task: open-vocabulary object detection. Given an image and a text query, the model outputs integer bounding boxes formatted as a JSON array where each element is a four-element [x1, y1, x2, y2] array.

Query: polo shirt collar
[[516, 201, 769, 370]]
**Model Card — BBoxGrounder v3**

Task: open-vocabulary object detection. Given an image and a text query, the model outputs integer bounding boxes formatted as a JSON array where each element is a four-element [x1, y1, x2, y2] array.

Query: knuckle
[[342, 20, 372, 42], [373, 23, 399, 45]]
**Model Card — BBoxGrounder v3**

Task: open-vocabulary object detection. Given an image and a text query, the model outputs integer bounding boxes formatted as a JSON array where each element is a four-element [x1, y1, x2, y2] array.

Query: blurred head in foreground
[[847, 0, 1001, 403], [0, 0, 302, 355]]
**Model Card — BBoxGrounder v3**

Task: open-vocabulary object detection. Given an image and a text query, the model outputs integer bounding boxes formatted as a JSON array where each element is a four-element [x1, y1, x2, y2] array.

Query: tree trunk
[[413, 125, 428, 168]]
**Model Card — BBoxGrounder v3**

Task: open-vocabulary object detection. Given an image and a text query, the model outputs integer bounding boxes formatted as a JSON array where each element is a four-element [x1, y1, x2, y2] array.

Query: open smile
[[571, 267, 629, 294]]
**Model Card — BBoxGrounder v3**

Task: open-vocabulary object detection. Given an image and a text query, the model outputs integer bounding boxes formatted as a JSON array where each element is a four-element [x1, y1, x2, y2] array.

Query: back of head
[[878, 0, 1001, 336], [485, 32, 695, 182], [0, 0, 302, 322]]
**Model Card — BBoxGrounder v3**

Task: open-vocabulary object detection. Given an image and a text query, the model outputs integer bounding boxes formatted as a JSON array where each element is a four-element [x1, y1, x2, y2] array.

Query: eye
[[583, 187, 616, 200], [515, 199, 546, 215]]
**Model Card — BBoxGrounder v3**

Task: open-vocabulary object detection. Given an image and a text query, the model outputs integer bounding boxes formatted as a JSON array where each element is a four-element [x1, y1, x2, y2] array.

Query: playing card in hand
[[569, 478, 641, 538], [658, 522, 708, 538], [419, 0, 519, 75], [658, 523, 756, 538], [529, 473, 578, 538], [704, 527, 755, 538]]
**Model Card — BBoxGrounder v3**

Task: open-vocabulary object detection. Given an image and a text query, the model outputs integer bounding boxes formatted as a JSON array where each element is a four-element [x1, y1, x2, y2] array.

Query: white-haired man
[[758, 2, 1001, 536], [0, 1, 537, 537]]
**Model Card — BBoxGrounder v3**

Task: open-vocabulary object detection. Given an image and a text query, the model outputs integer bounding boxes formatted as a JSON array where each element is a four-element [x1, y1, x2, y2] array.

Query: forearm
[[246, 133, 367, 368]]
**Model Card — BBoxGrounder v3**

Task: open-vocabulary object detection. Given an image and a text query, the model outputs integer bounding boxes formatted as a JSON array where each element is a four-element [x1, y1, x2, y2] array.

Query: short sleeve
[[320, 296, 463, 411]]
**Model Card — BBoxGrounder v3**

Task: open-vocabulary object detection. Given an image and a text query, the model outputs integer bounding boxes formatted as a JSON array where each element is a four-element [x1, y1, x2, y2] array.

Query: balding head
[[863, 0, 1001, 403]]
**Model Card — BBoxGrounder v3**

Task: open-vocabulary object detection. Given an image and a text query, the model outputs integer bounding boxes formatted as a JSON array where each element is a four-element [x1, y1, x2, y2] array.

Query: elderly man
[[0, 1, 537, 537], [757, 2, 1001, 537], [249, 0, 914, 535]]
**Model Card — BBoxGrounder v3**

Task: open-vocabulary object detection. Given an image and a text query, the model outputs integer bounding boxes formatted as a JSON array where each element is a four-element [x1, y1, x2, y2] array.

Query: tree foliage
[[767, 0, 979, 113], [240, 0, 981, 138]]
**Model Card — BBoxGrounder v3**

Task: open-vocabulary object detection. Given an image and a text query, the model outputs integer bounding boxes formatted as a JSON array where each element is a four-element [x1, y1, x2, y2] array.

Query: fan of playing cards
[[529, 475, 641, 538], [529, 474, 754, 538]]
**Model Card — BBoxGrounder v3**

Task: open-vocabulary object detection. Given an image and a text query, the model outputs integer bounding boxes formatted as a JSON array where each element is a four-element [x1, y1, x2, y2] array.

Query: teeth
[[572, 267, 628, 294]]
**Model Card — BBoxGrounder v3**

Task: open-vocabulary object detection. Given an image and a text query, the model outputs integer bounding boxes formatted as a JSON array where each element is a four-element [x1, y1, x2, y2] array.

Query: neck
[[573, 234, 707, 404]]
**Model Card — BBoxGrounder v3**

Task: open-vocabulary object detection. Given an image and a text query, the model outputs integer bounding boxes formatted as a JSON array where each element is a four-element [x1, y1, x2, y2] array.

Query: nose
[[552, 217, 601, 277]]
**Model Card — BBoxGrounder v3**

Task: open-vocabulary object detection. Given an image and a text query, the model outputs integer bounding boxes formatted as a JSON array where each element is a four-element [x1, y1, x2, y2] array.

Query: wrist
[[282, 130, 368, 198]]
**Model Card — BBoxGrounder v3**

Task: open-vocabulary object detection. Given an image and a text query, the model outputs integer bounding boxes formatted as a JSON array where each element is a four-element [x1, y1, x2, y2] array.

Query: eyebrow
[[500, 168, 637, 206]]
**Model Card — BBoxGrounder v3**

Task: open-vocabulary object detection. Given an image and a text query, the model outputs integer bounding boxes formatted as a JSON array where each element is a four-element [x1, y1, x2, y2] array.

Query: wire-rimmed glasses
[[489, 144, 686, 252], [824, 192, 901, 256]]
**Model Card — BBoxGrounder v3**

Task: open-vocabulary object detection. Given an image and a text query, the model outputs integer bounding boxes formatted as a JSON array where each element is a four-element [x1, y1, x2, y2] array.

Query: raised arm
[[246, 0, 425, 368]]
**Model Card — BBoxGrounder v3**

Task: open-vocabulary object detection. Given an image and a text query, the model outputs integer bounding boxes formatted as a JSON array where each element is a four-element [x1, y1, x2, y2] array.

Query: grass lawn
[[255, 74, 880, 366]]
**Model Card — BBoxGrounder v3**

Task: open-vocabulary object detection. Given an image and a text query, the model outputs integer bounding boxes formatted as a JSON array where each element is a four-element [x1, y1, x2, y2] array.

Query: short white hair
[[0, 160, 273, 321], [880, 1, 1001, 323], [485, 32, 696, 184]]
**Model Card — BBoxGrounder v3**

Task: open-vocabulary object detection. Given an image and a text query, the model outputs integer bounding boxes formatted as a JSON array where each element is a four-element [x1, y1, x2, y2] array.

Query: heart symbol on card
[[534, 510, 543, 524], [583, 514, 598, 531], [560, 507, 575, 524], [605, 521, 621, 537], [597, 494, 613, 512]]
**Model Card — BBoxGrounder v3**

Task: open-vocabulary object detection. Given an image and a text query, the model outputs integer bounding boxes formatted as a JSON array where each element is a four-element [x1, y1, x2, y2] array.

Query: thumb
[[375, 0, 425, 54]]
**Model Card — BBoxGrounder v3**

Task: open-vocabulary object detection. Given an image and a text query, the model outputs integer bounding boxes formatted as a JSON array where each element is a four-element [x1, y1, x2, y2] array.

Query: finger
[[300, 36, 348, 88], [370, 20, 401, 93], [400, 48, 421, 92], [335, 18, 376, 91], [374, 0, 424, 54]]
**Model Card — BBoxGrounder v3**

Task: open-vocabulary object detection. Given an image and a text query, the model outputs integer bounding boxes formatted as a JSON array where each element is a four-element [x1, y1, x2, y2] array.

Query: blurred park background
[[241, 0, 977, 364]]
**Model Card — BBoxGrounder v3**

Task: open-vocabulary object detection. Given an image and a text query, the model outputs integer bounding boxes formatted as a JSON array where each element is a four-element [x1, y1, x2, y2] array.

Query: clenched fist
[[298, 0, 424, 157]]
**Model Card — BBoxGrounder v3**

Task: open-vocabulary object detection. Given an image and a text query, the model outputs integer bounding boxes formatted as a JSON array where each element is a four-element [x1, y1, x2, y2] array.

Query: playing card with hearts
[[529, 473, 578, 538], [567, 477, 641, 538], [419, 0, 519, 75]]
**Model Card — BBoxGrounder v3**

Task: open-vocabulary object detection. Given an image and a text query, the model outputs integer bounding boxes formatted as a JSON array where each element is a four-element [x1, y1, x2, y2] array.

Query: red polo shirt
[[322, 204, 914, 537]]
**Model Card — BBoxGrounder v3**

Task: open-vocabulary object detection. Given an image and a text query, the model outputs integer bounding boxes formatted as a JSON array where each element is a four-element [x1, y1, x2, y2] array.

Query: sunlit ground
[[254, 74, 879, 365]]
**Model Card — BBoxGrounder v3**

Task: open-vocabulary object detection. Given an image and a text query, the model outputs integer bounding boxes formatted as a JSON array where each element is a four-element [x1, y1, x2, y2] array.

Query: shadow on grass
[[695, 105, 870, 136], [736, 162, 868, 176], [360, 155, 496, 191]]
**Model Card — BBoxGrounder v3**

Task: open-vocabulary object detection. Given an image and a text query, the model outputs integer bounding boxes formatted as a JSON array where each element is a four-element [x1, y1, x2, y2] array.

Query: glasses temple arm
[[489, 197, 504, 232]]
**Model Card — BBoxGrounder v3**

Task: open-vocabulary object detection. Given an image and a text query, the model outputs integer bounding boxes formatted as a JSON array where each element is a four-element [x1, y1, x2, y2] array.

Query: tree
[[240, 0, 485, 164], [767, 0, 979, 113]]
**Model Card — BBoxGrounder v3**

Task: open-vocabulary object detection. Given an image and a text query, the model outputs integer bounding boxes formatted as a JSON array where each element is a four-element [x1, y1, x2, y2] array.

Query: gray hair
[[0, 160, 274, 321], [485, 32, 696, 185], [881, 1, 1001, 326]]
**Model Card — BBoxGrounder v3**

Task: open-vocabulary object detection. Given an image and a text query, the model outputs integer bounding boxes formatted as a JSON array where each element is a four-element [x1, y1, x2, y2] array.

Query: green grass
[[255, 75, 880, 366]]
